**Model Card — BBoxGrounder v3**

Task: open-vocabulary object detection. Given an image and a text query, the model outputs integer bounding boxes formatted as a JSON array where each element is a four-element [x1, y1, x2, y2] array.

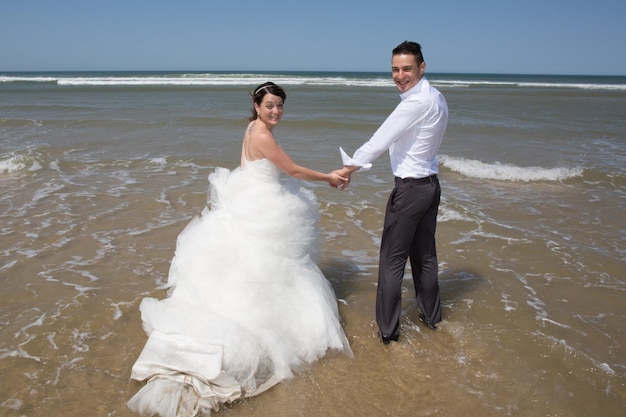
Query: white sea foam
[[0, 398, 24, 411], [341, 249, 378, 266], [72, 330, 91, 353], [150, 157, 168, 165], [500, 293, 518, 312], [0, 347, 41, 361], [32, 182, 65, 202], [111, 301, 134, 320], [433, 79, 626, 91], [47, 333, 59, 350], [3, 73, 624, 90], [49, 74, 393, 88], [29, 161, 43, 171], [0, 155, 26, 173], [536, 331, 618, 377], [439, 154, 584, 182], [438, 206, 474, 222], [0, 76, 57, 83], [14, 312, 46, 338]]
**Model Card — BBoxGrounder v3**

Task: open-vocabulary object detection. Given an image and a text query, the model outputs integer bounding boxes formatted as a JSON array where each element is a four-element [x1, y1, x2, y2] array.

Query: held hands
[[328, 168, 352, 190], [328, 171, 348, 190]]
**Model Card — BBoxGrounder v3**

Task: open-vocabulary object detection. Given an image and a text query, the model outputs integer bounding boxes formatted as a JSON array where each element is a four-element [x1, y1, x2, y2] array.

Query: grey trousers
[[376, 175, 442, 339]]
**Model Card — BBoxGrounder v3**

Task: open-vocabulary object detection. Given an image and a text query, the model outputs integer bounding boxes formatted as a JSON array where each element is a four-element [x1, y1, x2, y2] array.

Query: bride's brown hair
[[248, 82, 287, 121]]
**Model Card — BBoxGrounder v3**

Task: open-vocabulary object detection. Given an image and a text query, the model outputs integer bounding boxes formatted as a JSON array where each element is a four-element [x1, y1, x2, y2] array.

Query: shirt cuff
[[340, 147, 372, 171]]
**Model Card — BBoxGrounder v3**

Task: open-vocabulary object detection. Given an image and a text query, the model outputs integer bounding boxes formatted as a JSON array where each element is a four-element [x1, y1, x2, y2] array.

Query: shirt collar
[[400, 76, 427, 100]]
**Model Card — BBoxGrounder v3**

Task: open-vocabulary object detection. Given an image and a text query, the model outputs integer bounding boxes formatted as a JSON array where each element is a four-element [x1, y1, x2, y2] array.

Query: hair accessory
[[254, 85, 271, 95]]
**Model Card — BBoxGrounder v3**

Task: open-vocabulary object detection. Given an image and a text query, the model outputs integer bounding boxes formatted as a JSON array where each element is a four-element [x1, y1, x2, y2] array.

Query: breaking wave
[[439, 154, 584, 182]]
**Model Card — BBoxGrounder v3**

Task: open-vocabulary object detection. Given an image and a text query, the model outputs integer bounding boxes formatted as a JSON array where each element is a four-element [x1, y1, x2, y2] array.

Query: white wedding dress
[[128, 158, 352, 417]]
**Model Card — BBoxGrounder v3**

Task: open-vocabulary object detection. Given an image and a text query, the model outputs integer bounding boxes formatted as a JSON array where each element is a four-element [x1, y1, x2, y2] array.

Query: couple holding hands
[[128, 41, 448, 417]]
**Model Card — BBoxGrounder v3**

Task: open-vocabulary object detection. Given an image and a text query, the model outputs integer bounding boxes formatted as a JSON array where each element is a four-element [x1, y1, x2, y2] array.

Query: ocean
[[1, 71, 625, 416]]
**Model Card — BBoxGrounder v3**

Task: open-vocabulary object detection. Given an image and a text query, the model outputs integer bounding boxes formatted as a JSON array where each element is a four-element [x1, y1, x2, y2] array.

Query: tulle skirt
[[128, 159, 352, 416]]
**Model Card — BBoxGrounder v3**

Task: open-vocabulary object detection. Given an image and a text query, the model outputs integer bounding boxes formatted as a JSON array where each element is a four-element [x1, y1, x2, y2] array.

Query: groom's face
[[391, 54, 425, 93]]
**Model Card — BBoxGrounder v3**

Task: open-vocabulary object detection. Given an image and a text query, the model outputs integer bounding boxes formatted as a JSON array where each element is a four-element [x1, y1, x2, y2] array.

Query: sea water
[[1, 71, 625, 416]]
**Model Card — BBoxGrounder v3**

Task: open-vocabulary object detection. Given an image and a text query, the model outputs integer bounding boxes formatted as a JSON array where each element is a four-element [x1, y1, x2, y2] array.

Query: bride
[[128, 82, 353, 417]]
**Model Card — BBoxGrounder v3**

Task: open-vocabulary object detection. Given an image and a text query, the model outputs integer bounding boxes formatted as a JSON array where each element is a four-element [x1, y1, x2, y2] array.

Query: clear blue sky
[[2, 0, 625, 75]]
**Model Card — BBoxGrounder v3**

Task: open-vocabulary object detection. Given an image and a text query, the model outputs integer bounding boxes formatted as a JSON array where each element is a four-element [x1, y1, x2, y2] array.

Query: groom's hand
[[331, 169, 351, 190]]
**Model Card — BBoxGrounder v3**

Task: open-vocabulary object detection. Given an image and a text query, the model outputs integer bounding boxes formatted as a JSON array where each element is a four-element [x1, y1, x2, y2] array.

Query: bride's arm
[[255, 131, 346, 187]]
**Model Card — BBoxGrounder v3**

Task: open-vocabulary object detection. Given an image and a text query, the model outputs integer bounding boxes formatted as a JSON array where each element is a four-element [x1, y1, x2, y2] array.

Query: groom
[[335, 41, 448, 344]]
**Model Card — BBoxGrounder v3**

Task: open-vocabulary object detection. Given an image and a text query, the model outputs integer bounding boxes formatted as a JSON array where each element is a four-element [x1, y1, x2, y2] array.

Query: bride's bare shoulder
[[243, 123, 275, 162]]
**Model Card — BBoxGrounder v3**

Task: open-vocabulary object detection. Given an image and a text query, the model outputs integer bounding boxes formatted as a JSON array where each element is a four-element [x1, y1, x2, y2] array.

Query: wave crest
[[3, 74, 623, 91], [0, 155, 27, 174], [439, 155, 583, 182], [0, 74, 393, 88]]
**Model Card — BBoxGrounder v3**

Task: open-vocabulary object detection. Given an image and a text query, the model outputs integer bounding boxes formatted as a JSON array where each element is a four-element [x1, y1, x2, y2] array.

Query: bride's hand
[[328, 171, 349, 190]]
